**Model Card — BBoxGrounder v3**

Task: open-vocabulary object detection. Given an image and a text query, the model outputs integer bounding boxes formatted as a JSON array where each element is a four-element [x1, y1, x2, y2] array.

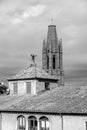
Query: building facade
[[1, 24, 87, 130], [1, 112, 87, 130], [8, 65, 58, 95], [42, 25, 64, 86], [0, 76, 87, 130]]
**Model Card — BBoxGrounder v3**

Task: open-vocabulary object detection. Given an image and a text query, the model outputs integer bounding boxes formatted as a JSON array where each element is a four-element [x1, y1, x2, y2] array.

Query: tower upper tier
[[47, 25, 58, 51]]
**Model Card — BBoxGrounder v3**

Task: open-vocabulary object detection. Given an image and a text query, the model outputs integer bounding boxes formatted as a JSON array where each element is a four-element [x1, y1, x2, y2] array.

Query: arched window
[[17, 115, 26, 130], [28, 116, 37, 130], [53, 55, 55, 69], [39, 116, 49, 130], [47, 56, 49, 69]]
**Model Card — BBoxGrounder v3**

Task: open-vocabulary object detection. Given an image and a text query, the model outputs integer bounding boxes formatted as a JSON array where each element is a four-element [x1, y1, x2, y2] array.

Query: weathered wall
[[63, 116, 87, 130], [31, 80, 36, 95], [9, 81, 26, 95], [18, 81, 26, 95], [8, 80, 37, 95], [1, 113, 61, 130], [36, 81, 45, 93], [2, 113, 17, 130], [51, 116, 61, 130], [36, 81, 58, 93], [9, 80, 58, 95], [2, 113, 87, 130], [9, 82, 14, 95], [50, 83, 58, 89]]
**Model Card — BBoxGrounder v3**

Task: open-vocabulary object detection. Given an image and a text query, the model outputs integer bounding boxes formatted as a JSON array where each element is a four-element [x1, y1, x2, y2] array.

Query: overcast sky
[[0, 0, 87, 82]]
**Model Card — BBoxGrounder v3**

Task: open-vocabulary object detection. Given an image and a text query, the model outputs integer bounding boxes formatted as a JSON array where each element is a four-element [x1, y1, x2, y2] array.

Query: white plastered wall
[[8, 82, 14, 95], [63, 115, 87, 130], [8, 80, 37, 95], [31, 80, 36, 95], [1, 113, 61, 130], [18, 81, 26, 95], [2, 113, 17, 130], [2, 113, 87, 130]]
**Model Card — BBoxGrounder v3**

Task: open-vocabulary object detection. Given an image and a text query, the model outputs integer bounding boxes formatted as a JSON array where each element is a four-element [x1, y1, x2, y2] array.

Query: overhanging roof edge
[[0, 110, 87, 116]]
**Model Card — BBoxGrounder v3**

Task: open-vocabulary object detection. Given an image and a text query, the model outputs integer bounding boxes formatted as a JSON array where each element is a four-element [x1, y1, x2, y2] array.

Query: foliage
[[0, 84, 9, 94]]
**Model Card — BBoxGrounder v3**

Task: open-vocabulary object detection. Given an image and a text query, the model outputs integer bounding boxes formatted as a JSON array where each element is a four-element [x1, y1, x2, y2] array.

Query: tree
[[0, 83, 8, 94]]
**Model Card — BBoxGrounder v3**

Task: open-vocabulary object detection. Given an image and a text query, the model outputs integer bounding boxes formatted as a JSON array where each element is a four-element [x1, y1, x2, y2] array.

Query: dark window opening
[[53, 55, 55, 69], [45, 82, 50, 90], [47, 56, 49, 69], [28, 116, 37, 130], [47, 70, 49, 73]]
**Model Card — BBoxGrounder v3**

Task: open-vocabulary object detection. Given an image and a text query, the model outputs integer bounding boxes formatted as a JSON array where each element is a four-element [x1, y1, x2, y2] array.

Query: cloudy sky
[[0, 0, 87, 83]]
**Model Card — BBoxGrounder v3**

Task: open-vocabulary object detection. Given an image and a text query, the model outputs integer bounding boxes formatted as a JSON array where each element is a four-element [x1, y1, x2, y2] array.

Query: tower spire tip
[[51, 18, 53, 24]]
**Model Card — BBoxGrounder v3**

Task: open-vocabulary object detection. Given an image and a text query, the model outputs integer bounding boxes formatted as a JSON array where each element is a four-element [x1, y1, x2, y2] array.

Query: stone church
[[42, 25, 64, 86], [0, 24, 87, 130]]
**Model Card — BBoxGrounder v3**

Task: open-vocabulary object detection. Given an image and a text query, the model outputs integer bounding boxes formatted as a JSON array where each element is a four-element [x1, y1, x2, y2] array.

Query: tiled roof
[[8, 65, 58, 81], [0, 85, 87, 114]]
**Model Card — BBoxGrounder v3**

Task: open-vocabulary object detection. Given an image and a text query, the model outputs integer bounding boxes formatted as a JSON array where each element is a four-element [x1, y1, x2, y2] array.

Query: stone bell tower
[[42, 25, 64, 86]]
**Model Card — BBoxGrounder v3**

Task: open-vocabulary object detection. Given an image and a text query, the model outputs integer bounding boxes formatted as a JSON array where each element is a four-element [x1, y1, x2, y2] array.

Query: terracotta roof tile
[[0, 85, 87, 114], [8, 65, 58, 80]]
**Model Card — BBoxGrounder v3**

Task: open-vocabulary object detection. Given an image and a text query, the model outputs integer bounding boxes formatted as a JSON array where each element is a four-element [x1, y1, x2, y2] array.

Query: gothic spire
[[42, 39, 47, 70], [47, 25, 58, 51]]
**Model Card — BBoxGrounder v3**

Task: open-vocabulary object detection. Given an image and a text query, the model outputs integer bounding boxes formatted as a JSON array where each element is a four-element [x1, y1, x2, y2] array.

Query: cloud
[[11, 18, 22, 24], [11, 4, 46, 24], [22, 5, 46, 18], [0, 0, 87, 82], [0, 4, 46, 24], [0, 0, 46, 24]]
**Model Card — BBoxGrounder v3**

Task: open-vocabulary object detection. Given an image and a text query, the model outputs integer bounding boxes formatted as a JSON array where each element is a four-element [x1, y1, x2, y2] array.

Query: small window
[[53, 55, 55, 69], [26, 82, 31, 94], [47, 56, 49, 69], [17, 115, 26, 130], [39, 116, 49, 130], [28, 116, 37, 130], [13, 82, 18, 94], [45, 82, 50, 90]]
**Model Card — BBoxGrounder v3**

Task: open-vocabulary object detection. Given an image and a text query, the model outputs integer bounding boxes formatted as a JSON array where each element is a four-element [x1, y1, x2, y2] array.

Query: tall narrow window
[[28, 116, 37, 130], [47, 56, 49, 69], [45, 82, 50, 90], [26, 82, 31, 94], [17, 115, 26, 130], [53, 55, 55, 69], [39, 116, 49, 130], [13, 82, 18, 94]]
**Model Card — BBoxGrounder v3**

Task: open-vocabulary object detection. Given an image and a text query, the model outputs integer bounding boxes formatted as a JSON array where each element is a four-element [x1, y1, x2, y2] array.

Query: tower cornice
[[48, 25, 56, 27]]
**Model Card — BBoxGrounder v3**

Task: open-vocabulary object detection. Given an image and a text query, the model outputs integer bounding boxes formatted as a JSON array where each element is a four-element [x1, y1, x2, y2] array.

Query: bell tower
[[42, 24, 64, 86]]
